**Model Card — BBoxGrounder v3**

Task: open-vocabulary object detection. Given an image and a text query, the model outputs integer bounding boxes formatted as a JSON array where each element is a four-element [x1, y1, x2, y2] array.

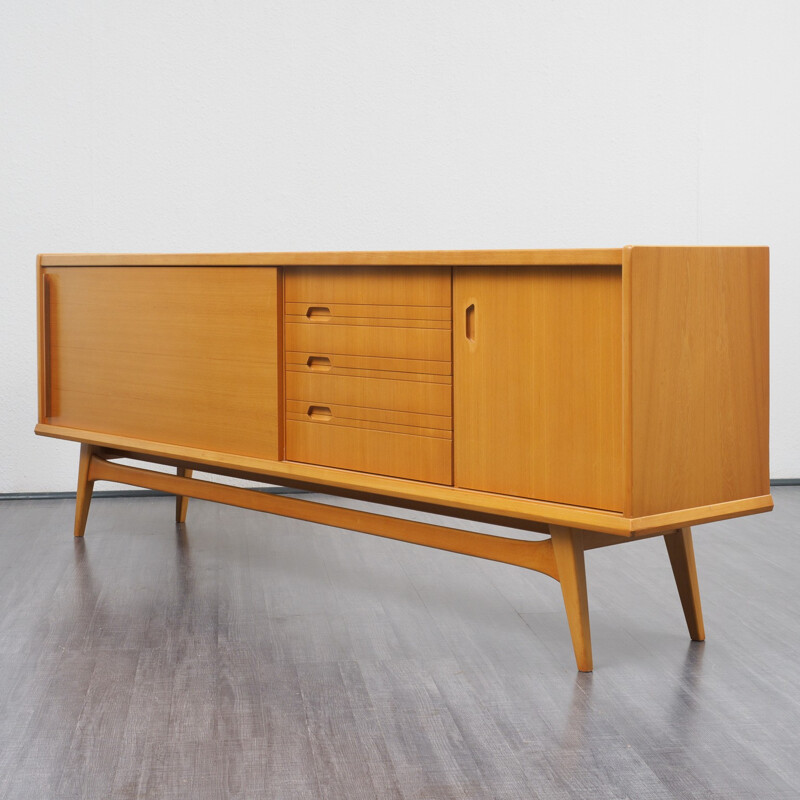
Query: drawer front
[[286, 301, 450, 324], [285, 351, 451, 377], [286, 400, 451, 433], [286, 419, 452, 485], [285, 320, 451, 362], [285, 266, 451, 306], [284, 266, 453, 484], [286, 372, 451, 417]]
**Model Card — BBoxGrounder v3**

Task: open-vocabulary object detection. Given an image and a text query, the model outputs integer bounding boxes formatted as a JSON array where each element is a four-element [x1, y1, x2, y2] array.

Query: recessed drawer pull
[[306, 306, 331, 320], [307, 405, 333, 421], [306, 356, 332, 371]]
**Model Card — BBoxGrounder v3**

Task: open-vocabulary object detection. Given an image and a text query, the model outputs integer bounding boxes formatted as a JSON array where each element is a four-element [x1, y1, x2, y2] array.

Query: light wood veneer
[[35, 248, 772, 671]]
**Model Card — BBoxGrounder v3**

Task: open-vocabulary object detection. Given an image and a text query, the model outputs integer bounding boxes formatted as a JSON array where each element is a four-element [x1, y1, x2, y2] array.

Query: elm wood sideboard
[[35, 247, 772, 671]]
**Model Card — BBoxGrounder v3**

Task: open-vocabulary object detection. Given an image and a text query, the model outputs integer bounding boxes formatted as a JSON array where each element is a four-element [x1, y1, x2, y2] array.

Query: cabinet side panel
[[630, 247, 769, 516], [43, 266, 279, 460], [454, 266, 623, 512]]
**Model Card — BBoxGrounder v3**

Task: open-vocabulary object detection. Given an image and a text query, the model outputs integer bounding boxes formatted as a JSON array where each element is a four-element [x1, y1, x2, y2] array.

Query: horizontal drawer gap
[[286, 364, 451, 384], [284, 299, 451, 309], [286, 319, 450, 332], [285, 351, 451, 375], [286, 411, 451, 439], [285, 327, 451, 361], [285, 351, 451, 366], [288, 373, 452, 388], [285, 397, 452, 419], [286, 418, 452, 443], [285, 315, 450, 330], [286, 399, 451, 430], [285, 302, 451, 321]]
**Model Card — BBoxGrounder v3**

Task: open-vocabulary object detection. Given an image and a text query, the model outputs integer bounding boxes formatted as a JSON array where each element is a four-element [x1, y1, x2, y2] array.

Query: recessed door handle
[[466, 303, 476, 342]]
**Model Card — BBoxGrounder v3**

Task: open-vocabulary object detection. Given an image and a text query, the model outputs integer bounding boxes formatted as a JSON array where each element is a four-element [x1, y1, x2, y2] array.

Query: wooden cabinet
[[35, 248, 772, 672]]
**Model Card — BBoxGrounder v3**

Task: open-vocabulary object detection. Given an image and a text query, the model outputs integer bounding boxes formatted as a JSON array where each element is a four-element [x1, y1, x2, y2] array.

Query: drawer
[[285, 266, 451, 307], [286, 322, 451, 362], [285, 351, 451, 377], [286, 419, 452, 484], [286, 302, 450, 325], [286, 399, 452, 434], [284, 264, 453, 485], [286, 372, 451, 417]]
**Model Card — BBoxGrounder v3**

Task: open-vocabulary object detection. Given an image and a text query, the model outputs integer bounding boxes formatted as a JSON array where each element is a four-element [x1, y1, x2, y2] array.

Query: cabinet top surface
[[40, 248, 630, 267], [37, 246, 768, 268]]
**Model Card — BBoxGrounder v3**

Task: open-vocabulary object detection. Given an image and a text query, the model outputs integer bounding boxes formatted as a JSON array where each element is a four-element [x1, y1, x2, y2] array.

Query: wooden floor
[[0, 488, 798, 799]]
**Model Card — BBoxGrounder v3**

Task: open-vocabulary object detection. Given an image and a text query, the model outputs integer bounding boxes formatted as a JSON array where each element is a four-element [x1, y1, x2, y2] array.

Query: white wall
[[2, 0, 798, 492]]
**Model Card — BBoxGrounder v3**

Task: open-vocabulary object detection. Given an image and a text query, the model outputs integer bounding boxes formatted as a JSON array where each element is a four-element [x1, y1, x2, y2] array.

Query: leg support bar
[[74, 449, 707, 671]]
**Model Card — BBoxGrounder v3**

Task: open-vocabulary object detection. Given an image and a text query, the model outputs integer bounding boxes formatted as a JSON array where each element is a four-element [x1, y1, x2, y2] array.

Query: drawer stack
[[284, 266, 452, 484]]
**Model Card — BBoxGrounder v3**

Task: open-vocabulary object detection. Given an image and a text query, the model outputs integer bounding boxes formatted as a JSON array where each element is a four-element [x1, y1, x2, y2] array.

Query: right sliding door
[[453, 266, 623, 512]]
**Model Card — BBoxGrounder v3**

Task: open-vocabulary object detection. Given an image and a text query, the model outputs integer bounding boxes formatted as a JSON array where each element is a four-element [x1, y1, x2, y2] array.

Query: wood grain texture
[[286, 372, 451, 417], [286, 360, 451, 385], [286, 321, 451, 361], [285, 265, 451, 305], [454, 265, 623, 511], [630, 495, 773, 534], [73, 443, 95, 537], [35, 246, 773, 537], [664, 527, 705, 641], [284, 266, 453, 485], [37, 423, 776, 536], [40, 269, 52, 420], [42, 266, 280, 460], [285, 351, 452, 377], [286, 421, 452, 485], [550, 526, 593, 672], [83, 452, 713, 670], [88, 456, 556, 577], [175, 467, 191, 523], [285, 301, 451, 321], [285, 411, 451, 439], [286, 400, 451, 432], [628, 247, 770, 516], [39, 248, 624, 268]]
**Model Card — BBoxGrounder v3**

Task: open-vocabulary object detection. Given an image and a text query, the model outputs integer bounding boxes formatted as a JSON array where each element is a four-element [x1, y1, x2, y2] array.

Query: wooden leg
[[175, 467, 192, 523], [664, 527, 705, 641], [550, 526, 592, 672], [74, 443, 95, 538]]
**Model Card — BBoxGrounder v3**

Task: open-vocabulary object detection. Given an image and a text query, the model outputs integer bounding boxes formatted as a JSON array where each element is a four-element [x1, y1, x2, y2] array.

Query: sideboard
[[35, 247, 772, 671]]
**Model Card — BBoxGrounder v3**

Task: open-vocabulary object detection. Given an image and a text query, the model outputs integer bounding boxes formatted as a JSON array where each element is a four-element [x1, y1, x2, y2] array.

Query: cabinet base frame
[[74, 445, 705, 672]]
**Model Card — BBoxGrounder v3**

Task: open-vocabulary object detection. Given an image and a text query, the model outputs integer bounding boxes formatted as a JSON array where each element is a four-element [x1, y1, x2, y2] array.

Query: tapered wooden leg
[[74, 443, 95, 538], [175, 467, 192, 523], [664, 527, 705, 641], [550, 526, 592, 672]]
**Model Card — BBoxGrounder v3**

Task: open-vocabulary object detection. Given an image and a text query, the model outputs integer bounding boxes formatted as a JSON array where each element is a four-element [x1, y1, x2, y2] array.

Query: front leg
[[175, 467, 192, 523], [550, 525, 592, 672], [74, 443, 95, 537], [664, 527, 705, 641]]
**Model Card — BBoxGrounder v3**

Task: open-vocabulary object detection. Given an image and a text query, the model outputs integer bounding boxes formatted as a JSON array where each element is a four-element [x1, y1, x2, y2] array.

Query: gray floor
[[0, 488, 798, 799]]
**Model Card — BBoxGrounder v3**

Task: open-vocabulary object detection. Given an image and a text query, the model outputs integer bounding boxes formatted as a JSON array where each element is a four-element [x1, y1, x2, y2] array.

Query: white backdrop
[[2, 1, 798, 492]]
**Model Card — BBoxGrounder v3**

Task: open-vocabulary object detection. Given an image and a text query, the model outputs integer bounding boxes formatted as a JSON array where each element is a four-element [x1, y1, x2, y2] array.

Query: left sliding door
[[39, 266, 280, 460]]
